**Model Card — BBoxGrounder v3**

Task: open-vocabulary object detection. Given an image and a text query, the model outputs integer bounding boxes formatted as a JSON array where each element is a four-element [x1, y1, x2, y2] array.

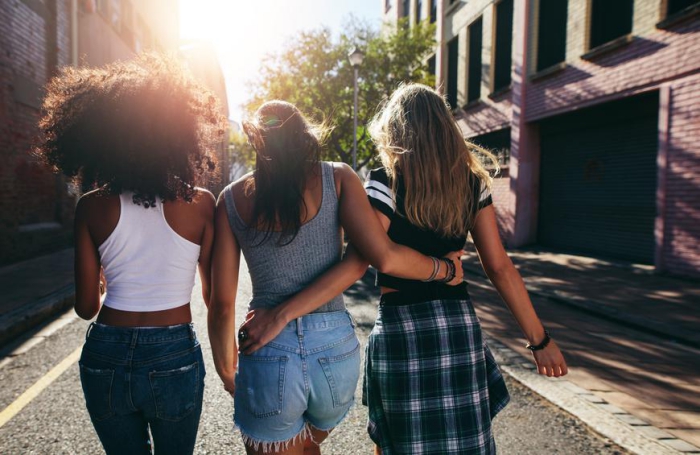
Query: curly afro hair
[[37, 53, 226, 207]]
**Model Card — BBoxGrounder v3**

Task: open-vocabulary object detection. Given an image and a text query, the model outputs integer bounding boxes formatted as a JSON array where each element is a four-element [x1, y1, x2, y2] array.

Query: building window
[[493, 0, 513, 92], [385, 0, 392, 13], [447, 37, 459, 109], [588, 0, 633, 50], [428, 54, 436, 77], [430, 0, 437, 23], [536, 0, 568, 72], [667, 0, 700, 16], [402, 0, 410, 17], [467, 17, 483, 103], [416, 0, 422, 23]]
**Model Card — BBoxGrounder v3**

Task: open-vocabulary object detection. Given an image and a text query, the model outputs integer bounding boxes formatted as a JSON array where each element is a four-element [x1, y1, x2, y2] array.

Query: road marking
[[0, 345, 82, 428]]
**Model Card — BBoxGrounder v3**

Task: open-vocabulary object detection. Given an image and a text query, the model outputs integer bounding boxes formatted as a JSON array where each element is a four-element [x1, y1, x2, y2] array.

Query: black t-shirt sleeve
[[476, 177, 493, 211], [364, 168, 395, 218]]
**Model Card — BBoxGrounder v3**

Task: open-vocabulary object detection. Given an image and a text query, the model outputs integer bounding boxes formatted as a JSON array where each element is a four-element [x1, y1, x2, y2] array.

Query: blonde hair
[[368, 83, 498, 237]]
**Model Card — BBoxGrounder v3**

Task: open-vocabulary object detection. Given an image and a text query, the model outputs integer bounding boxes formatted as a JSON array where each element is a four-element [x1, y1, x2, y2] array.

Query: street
[[0, 262, 627, 455]]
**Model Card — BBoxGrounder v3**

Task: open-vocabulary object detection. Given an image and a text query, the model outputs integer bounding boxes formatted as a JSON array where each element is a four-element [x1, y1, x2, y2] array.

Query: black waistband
[[380, 282, 469, 306]]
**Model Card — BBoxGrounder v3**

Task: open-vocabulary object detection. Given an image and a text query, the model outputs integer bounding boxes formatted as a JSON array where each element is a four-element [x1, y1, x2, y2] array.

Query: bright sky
[[179, 0, 381, 123]]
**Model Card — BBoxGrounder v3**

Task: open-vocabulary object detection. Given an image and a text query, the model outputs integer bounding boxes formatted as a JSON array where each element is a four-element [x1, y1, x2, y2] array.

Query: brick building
[[383, 0, 700, 278], [0, 0, 204, 265]]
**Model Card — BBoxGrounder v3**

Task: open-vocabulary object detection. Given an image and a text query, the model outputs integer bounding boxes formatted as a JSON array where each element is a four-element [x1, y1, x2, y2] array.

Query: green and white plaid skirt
[[363, 295, 510, 455]]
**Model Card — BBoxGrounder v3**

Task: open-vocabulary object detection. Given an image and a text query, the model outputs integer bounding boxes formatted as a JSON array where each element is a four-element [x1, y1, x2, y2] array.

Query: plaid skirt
[[363, 297, 510, 455]]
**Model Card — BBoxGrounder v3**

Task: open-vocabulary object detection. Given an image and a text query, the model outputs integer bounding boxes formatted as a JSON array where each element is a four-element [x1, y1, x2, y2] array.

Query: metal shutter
[[538, 92, 659, 263]]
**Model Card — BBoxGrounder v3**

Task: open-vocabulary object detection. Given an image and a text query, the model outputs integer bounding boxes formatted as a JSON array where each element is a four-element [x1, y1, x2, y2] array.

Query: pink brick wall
[[661, 75, 700, 277], [491, 168, 515, 241], [457, 93, 512, 136], [526, 19, 700, 121]]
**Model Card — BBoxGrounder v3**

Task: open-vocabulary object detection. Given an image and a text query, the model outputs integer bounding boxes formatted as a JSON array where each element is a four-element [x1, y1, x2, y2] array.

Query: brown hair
[[242, 101, 327, 245], [368, 83, 498, 237], [36, 53, 226, 207]]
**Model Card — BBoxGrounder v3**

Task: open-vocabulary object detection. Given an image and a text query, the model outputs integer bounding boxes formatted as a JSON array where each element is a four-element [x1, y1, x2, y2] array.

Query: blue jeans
[[234, 310, 361, 451], [79, 322, 205, 455]]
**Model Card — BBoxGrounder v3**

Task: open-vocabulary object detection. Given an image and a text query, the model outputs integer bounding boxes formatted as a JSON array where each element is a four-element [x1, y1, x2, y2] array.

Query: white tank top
[[98, 192, 201, 312]]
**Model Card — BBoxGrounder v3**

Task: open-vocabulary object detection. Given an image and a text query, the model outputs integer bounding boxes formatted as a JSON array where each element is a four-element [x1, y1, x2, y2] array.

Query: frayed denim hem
[[236, 422, 312, 454]]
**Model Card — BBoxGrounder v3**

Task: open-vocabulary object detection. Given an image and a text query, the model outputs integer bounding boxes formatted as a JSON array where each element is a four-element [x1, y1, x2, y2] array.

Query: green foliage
[[229, 129, 255, 170], [242, 17, 437, 169]]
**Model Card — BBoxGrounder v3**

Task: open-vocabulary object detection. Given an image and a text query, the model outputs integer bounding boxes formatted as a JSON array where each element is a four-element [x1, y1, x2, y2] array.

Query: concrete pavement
[[461, 246, 700, 453]]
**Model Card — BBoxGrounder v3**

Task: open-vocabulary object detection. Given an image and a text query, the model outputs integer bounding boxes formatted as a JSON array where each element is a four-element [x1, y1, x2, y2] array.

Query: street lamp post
[[348, 47, 364, 171]]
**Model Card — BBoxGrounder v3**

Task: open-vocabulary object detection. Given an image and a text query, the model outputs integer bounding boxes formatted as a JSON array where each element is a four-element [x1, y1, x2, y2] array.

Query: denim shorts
[[79, 322, 205, 455], [234, 310, 361, 451]]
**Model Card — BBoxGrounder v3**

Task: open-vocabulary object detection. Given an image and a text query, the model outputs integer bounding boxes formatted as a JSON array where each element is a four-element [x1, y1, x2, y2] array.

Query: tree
[[242, 17, 437, 170]]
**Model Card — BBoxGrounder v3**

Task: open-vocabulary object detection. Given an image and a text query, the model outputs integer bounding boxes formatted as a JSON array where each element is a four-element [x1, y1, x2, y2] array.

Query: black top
[[364, 167, 492, 304]]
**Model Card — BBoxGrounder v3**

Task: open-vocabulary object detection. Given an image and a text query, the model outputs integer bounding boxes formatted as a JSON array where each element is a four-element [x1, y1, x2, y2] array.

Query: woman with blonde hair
[[362, 83, 568, 454], [208, 100, 463, 455]]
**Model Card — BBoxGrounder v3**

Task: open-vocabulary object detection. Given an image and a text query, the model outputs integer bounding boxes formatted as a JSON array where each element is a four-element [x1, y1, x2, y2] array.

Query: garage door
[[538, 92, 659, 263]]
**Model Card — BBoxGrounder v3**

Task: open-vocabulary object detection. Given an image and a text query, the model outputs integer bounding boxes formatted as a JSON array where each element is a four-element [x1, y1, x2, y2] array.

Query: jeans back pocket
[[236, 355, 288, 418], [318, 342, 361, 408], [149, 361, 200, 422], [79, 364, 115, 422]]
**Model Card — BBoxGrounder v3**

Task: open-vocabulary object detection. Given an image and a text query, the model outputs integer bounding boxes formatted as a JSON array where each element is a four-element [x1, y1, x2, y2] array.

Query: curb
[[485, 336, 700, 454], [0, 284, 75, 347], [462, 264, 700, 350]]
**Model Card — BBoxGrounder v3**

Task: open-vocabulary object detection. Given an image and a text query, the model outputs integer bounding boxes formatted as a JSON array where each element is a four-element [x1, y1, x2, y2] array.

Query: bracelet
[[438, 258, 456, 283], [421, 256, 440, 282], [526, 330, 551, 351]]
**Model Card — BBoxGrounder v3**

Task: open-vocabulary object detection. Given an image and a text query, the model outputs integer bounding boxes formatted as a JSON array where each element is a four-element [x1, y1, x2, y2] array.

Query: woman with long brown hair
[[208, 100, 464, 455], [362, 83, 568, 454], [36, 54, 225, 454]]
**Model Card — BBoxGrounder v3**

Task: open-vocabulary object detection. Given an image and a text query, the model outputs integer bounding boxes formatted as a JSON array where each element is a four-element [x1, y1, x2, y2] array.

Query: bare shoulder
[[331, 162, 358, 183], [193, 187, 216, 212], [222, 172, 254, 201], [76, 188, 117, 219]]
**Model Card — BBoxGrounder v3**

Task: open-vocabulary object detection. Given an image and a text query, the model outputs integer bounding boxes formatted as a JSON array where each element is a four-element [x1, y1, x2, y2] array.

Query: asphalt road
[[0, 264, 628, 454]]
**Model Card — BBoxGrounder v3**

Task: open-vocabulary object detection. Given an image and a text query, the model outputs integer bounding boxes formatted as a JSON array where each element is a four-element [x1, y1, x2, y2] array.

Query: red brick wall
[[661, 75, 700, 277], [0, 0, 74, 264]]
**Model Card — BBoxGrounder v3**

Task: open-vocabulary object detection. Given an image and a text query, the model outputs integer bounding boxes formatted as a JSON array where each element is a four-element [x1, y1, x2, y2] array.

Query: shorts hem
[[235, 421, 311, 453]]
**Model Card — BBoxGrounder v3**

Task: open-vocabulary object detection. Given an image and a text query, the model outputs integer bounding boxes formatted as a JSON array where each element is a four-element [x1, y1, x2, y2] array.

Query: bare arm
[[196, 190, 216, 308], [336, 163, 462, 282], [74, 197, 102, 320], [239, 163, 463, 354], [238, 244, 369, 354], [208, 193, 240, 394], [471, 205, 567, 377]]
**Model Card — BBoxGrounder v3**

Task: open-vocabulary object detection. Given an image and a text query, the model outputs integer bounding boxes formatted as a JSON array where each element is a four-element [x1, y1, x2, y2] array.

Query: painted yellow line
[[0, 345, 82, 428]]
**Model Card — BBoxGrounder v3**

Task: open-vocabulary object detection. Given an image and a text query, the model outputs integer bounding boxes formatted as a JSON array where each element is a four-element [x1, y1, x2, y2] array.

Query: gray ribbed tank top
[[223, 162, 345, 312]]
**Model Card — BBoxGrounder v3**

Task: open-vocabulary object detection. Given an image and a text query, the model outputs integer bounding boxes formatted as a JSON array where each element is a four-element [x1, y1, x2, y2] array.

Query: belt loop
[[85, 322, 95, 341], [296, 317, 303, 336], [130, 328, 139, 349]]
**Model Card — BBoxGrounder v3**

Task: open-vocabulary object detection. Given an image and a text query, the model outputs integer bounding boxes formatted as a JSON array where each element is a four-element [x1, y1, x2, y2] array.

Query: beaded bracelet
[[526, 330, 551, 351], [438, 258, 456, 283], [421, 256, 440, 282]]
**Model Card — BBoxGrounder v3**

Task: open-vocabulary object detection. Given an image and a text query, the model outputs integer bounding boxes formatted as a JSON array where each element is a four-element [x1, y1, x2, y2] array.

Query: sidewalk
[[462, 246, 700, 453], [0, 249, 74, 347]]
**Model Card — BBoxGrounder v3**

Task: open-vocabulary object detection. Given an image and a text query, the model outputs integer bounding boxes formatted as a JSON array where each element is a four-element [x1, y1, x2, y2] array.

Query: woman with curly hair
[[37, 54, 226, 455], [208, 100, 464, 455], [362, 83, 568, 454]]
